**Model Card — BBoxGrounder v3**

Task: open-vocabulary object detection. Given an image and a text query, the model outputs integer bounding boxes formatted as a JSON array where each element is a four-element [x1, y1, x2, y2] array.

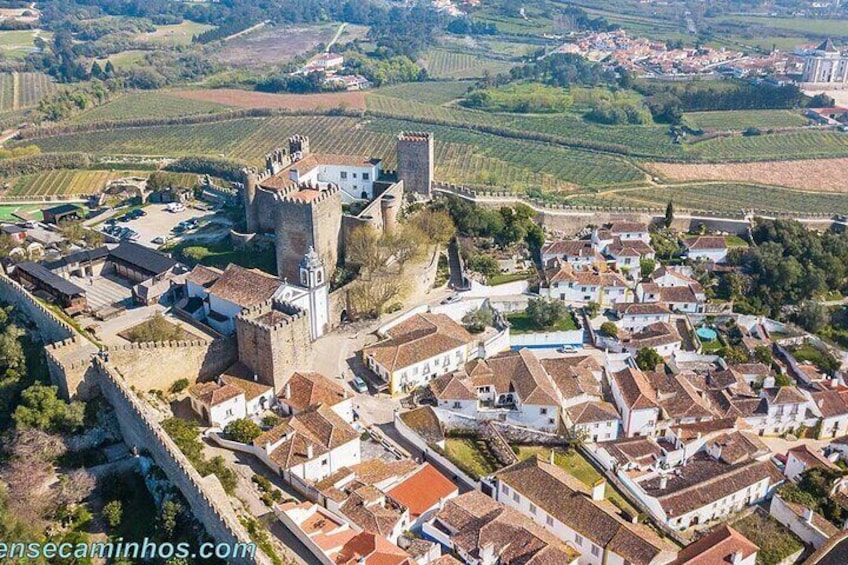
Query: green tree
[[13, 383, 84, 433], [463, 306, 494, 333], [796, 301, 829, 333], [224, 418, 262, 444], [525, 298, 566, 329], [754, 344, 773, 366], [600, 321, 618, 338], [412, 208, 455, 246], [585, 301, 600, 318], [635, 348, 663, 371], [103, 500, 122, 529], [640, 258, 656, 279], [468, 254, 499, 278], [158, 500, 183, 538], [664, 201, 674, 228]]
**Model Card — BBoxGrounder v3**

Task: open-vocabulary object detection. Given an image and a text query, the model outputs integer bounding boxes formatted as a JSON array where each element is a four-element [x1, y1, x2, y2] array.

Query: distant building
[[12, 261, 87, 315], [42, 203, 83, 225], [803, 39, 848, 84]]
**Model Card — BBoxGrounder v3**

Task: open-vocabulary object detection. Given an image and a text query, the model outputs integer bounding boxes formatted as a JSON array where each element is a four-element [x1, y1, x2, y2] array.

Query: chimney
[[285, 381, 291, 399], [731, 550, 744, 565], [659, 475, 668, 490], [549, 450, 555, 465], [306, 444, 314, 460], [264, 441, 272, 454], [592, 479, 606, 501], [480, 542, 495, 565], [253, 373, 258, 382]]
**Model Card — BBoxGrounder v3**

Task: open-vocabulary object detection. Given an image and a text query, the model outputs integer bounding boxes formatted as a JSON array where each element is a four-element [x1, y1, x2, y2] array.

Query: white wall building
[[288, 154, 383, 200]]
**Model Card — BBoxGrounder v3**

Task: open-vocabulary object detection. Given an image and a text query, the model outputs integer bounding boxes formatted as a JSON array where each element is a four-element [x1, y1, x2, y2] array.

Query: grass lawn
[[731, 511, 803, 565], [0, 204, 44, 221], [700, 338, 724, 353], [0, 29, 50, 59], [443, 436, 503, 480], [507, 311, 578, 333], [724, 235, 748, 247], [513, 446, 636, 514], [488, 271, 533, 286], [136, 21, 215, 46], [167, 237, 276, 275]]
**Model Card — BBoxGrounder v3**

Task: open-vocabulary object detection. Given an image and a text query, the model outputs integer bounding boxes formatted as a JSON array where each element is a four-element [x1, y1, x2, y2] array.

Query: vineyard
[[369, 81, 471, 106], [570, 183, 848, 215], [0, 72, 57, 112], [683, 109, 810, 131], [73, 92, 232, 124], [686, 130, 848, 161], [423, 48, 515, 79], [4, 169, 148, 197]]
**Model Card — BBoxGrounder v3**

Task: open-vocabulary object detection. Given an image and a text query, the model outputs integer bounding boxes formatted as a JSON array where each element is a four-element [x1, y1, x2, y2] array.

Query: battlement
[[236, 299, 306, 332], [398, 131, 433, 143], [274, 182, 341, 206]]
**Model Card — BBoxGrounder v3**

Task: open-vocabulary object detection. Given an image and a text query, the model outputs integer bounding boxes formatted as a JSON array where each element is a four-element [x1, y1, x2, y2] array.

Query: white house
[[250, 404, 360, 483], [770, 494, 838, 550], [363, 313, 482, 396], [564, 401, 621, 442], [287, 154, 383, 200], [620, 322, 682, 358], [541, 240, 603, 267], [605, 238, 655, 279], [491, 457, 676, 565], [784, 444, 839, 482], [609, 367, 660, 437], [613, 303, 672, 332], [671, 524, 758, 565], [188, 372, 274, 427], [684, 236, 729, 263], [278, 371, 354, 423], [591, 222, 650, 252], [810, 389, 848, 439], [542, 262, 630, 307], [758, 386, 809, 436]]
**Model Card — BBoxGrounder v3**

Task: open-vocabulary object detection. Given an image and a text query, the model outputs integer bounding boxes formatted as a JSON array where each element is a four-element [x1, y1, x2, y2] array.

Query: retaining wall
[[0, 272, 74, 343]]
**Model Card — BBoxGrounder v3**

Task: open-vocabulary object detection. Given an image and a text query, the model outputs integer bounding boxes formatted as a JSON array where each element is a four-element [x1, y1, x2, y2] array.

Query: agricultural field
[[575, 183, 848, 214], [369, 81, 471, 106], [170, 89, 367, 111], [95, 50, 148, 70], [134, 21, 215, 46], [0, 72, 57, 112], [0, 29, 50, 60], [710, 15, 848, 39], [686, 130, 848, 162], [647, 158, 848, 192], [683, 109, 810, 131], [0, 204, 46, 221], [73, 92, 232, 124], [3, 170, 148, 197], [422, 48, 516, 79]]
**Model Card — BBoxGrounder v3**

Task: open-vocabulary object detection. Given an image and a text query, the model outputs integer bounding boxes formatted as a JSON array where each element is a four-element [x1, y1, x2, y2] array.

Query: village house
[[422, 490, 581, 565], [784, 444, 840, 482], [683, 236, 729, 264], [613, 303, 672, 333], [670, 524, 758, 565], [278, 371, 354, 423], [592, 222, 651, 252], [770, 493, 839, 550], [249, 403, 360, 484], [362, 313, 481, 396], [564, 402, 621, 442], [188, 371, 274, 427], [541, 239, 604, 267], [605, 238, 655, 279], [541, 262, 631, 307], [610, 367, 660, 438], [489, 456, 677, 565], [620, 322, 682, 357]]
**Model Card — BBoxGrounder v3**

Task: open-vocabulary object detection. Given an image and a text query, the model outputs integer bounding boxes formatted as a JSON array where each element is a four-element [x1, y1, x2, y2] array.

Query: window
[[340, 171, 348, 179], [575, 534, 584, 546], [453, 401, 462, 409], [591, 545, 600, 557], [352, 172, 358, 179], [594, 423, 599, 429], [363, 172, 370, 180], [322, 459, 328, 466], [513, 492, 519, 503], [540, 408, 548, 415], [502, 484, 510, 495], [529, 503, 536, 515], [546, 515, 554, 527]]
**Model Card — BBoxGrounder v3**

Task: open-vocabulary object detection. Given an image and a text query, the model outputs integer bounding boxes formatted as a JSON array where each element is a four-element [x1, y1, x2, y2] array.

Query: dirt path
[[11, 71, 19, 111], [326, 22, 346, 52]]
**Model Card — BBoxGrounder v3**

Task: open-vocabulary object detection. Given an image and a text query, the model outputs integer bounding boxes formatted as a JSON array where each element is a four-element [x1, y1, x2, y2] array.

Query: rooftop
[[280, 371, 351, 412], [386, 463, 457, 518], [671, 524, 758, 565], [108, 242, 177, 276], [14, 261, 86, 297], [207, 264, 281, 308]]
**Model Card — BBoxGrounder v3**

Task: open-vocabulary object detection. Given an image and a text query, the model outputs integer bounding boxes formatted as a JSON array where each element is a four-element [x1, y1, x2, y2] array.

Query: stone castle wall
[[103, 337, 238, 392], [0, 271, 74, 343], [397, 132, 433, 197], [274, 189, 342, 282], [235, 301, 312, 391], [95, 360, 273, 565], [253, 187, 279, 234]]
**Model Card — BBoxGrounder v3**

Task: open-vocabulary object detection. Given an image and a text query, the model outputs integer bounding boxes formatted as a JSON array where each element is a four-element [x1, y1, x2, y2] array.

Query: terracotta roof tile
[[188, 380, 243, 407], [386, 463, 457, 517], [280, 371, 350, 411], [671, 524, 758, 565], [363, 313, 473, 373], [207, 264, 281, 308], [684, 236, 727, 251], [612, 367, 658, 410]]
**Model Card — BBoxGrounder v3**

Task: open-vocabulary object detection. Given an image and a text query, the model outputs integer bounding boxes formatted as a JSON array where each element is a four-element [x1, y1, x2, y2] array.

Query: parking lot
[[98, 203, 225, 249]]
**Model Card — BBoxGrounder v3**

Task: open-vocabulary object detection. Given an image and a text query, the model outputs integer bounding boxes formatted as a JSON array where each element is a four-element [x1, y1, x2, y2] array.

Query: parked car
[[152, 236, 166, 245], [557, 345, 578, 354], [351, 376, 368, 394], [166, 202, 185, 213], [440, 294, 461, 305]]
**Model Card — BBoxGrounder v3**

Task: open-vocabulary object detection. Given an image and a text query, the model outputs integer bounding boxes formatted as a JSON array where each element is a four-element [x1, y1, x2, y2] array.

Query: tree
[[146, 171, 170, 192], [385, 226, 424, 272], [0, 233, 16, 257], [224, 418, 262, 444], [13, 383, 84, 432], [412, 208, 455, 246], [346, 226, 389, 278], [640, 258, 656, 279], [754, 344, 774, 366], [103, 500, 122, 529], [796, 300, 829, 333], [158, 500, 183, 538], [59, 219, 85, 243], [664, 201, 674, 228], [349, 278, 404, 318], [467, 254, 499, 278], [463, 306, 494, 333], [635, 348, 662, 371], [585, 301, 600, 318], [600, 321, 618, 338], [526, 298, 566, 329]]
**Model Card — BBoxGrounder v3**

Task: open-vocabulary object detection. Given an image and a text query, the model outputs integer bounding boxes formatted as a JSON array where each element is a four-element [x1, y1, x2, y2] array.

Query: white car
[[557, 345, 578, 354], [152, 236, 167, 245], [441, 294, 461, 305], [166, 202, 185, 213]]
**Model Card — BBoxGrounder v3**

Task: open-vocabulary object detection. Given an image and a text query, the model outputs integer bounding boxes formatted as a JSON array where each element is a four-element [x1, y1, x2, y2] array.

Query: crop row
[[73, 92, 230, 125], [8, 169, 146, 196], [687, 130, 848, 161], [424, 48, 515, 79]]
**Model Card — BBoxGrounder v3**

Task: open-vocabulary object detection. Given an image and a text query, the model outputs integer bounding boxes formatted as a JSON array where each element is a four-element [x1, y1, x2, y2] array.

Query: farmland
[[170, 89, 367, 111], [647, 158, 848, 192], [73, 92, 232, 124], [0, 72, 57, 112], [686, 130, 848, 162], [135, 21, 215, 46], [710, 15, 848, 39], [683, 110, 810, 131], [370, 81, 471, 106], [4, 170, 149, 197], [0, 29, 50, 60], [422, 48, 516, 79]]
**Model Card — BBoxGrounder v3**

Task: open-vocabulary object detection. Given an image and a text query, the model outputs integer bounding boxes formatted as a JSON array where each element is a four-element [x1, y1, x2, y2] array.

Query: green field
[[687, 130, 848, 161], [0, 29, 50, 60], [370, 81, 471, 106], [711, 15, 848, 38], [73, 91, 231, 124], [5, 169, 149, 197], [684, 109, 810, 131], [423, 48, 516, 79], [0, 204, 46, 221], [135, 21, 215, 46], [96, 50, 149, 70], [0, 72, 57, 112]]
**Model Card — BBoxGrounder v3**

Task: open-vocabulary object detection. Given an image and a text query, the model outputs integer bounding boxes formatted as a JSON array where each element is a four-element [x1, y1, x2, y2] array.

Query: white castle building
[[802, 39, 848, 85]]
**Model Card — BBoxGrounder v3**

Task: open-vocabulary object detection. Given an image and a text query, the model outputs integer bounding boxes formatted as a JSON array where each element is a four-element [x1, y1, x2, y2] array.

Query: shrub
[[600, 321, 618, 338], [224, 419, 262, 444], [103, 500, 123, 529], [169, 378, 189, 394]]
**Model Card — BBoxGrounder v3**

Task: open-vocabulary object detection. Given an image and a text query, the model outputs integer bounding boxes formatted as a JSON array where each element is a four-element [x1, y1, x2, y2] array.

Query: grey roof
[[45, 246, 110, 270], [108, 242, 176, 275], [43, 203, 82, 215], [15, 261, 85, 296]]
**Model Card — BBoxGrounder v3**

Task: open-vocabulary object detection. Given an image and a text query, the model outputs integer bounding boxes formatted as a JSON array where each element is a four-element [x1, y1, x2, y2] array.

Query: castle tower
[[242, 168, 259, 233], [235, 300, 312, 391], [274, 185, 342, 283], [397, 131, 434, 199], [289, 135, 311, 158], [380, 193, 399, 235], [298, 246, 329, 339]]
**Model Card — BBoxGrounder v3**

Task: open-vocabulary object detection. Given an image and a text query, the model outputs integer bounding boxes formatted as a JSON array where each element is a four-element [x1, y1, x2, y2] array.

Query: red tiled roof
[[671, 524, 758, 565], [363, 313, 473, 373], [386, 463, 457, 517]]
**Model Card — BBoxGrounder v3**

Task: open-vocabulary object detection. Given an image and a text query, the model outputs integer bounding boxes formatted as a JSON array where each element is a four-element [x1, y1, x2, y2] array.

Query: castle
[[802, 39, 848, 85], [241, 131, 435, 282]]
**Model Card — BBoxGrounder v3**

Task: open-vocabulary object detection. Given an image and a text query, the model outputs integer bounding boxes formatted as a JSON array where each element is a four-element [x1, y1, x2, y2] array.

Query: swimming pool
[[696, 327, 718, 341]]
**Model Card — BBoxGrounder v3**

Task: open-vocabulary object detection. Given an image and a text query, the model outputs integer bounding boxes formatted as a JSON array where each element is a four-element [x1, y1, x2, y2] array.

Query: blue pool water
[[696, 327, 718, 341]]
